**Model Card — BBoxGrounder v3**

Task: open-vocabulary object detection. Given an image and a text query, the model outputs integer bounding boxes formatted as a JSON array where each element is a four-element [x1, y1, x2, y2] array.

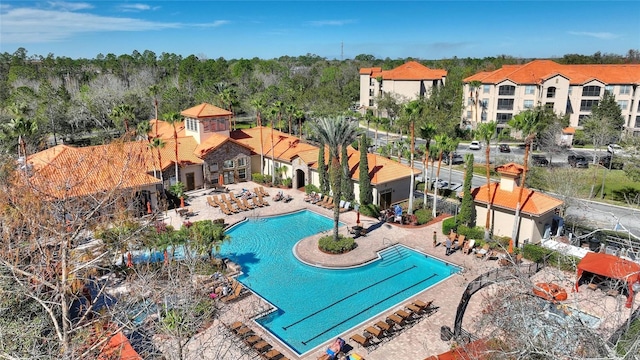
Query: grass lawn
[[587, 167, 640, 203]]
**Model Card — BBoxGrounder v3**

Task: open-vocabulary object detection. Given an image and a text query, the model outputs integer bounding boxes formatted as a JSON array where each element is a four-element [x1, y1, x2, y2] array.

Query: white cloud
[[1, 7, 180, 43], [194, 20, 230, 28], [47, 1, 94, 11], [307, 19, 355, 27], [568, 31, 620, 40], [118, 3, 154, 12]]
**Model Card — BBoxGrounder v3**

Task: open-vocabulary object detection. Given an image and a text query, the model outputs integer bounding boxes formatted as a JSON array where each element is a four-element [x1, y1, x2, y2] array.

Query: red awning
[[575, 252, 640, 308]]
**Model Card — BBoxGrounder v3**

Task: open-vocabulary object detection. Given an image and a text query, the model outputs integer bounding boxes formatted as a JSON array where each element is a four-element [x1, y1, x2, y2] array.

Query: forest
[[0, 47, 639, 156]]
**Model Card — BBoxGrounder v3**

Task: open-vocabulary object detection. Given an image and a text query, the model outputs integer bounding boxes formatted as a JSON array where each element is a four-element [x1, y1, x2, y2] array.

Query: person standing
[[445, 237, 452, 256], [433, 231, 438, 247]]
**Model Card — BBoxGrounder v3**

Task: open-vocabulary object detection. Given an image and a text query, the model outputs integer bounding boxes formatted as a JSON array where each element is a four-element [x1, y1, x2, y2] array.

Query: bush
[[318, 235, 356, 254], [359, 203, 380, 218], [305, 184, 320, 194], [414, 208, 433, 225], [442, 217, 456, 235], [457, 225, 485, 240], [522, 244, 579, 272], [282, 177, 292, 188], [252, 173, 266, 184]]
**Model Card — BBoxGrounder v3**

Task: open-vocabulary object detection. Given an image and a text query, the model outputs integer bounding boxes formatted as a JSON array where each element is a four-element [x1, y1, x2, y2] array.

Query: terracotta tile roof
[[381, 61, 447, 80], [359, 67, 382, 75], [495, 163, 526, 176], [181, 103, 232, 118], [471, 182, 563, 216], [98, 332, 142, 360], [464, 59, 640, 85], [231, 127, 317, 161], [149, 118, 185, 140], [155, 137, 203, 170], [27, 143, 160, 199], [193, 132, 251, 157]]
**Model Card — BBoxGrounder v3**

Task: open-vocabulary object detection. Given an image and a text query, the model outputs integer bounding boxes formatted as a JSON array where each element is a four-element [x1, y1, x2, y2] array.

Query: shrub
[[457, 225, 485, 240], [522, 244, 579, 272], [318, 235, 356, 254], [359, 203, 380, 218], [414, 208, 432, 225], [442, 217, 456, 235], [282, 177, 292, 188], [252, 173, 265, 184], [305, 184, 320, 194]]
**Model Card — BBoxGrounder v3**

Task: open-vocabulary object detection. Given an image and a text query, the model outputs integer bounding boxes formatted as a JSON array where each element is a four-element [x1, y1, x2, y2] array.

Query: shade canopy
[[575, 252, 640, 308]]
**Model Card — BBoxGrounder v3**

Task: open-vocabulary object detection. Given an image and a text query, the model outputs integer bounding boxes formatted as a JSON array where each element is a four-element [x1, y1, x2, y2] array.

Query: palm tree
[[475, 121, 497, 238], [468, 80, 482, 126], [311, 117, 360, 241], [274, 101, 284, 131], [268, 106, 279, 184], [110, 104, 135, 134], [164, 112, 182, 184], [432, 134, 450, 218], [251, 97, 266, 173], [294, 109, 305, 139], [148, 85, 160, 136], [403, 100, 423, 215], [148, 137, 165, 182], [508, 110, 540, 246], [2, 115, 38, 158], [286, 104, 296, 135], [445, 138, 460, 188], [419, 124, 436, 207]]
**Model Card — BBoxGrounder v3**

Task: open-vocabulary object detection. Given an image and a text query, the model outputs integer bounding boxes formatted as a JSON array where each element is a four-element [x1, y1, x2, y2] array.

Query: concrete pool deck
[[163, 182, 638, 360]]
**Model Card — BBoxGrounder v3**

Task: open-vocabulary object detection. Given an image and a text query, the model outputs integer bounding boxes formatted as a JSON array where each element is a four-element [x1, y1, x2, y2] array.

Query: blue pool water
[[219, 210, 460, 355]]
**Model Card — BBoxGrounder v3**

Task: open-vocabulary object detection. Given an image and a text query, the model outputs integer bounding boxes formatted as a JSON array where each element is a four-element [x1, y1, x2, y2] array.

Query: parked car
[[443, 152, 464, 165], [567, 154, 589, 168], [531, 154, 549, 167], [607, 143, 624, 154], [469, 141, 481, 150], [599, 155, 624, 170], [499, 144, 511, 153], [433, 179, 449, 189]]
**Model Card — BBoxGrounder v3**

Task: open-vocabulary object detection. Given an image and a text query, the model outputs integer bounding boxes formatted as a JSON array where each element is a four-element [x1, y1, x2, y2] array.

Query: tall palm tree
[[251, 97, 266, 173], [110, 104, 135, 134], [286, 104, 296, 135], [419, 124, 436, 207], [220, 88, 238, 130], [476, 121, 497, 238], [432, 134, 450, 218], [2, 115, 39, 158], [508, 110, 540, 246], [164, 112, 182, 184], [274, 101, 284, 131], [294, 109, 305, 139], [468, 80, 482, 126], [268, 107, 279, 183], [148, 137, 165, 182], [445, 138, 460, 188], [148, 85, 160, 136], [311, 117, 360, 241], [403, 100, 423, 215]]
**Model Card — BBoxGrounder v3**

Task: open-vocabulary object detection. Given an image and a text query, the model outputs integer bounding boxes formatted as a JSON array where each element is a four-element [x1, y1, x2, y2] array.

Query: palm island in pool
[[219, 210, 460, 356]]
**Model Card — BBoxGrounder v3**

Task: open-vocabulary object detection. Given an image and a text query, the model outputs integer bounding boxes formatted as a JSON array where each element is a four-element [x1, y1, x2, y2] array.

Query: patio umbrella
[[356, 211, 360, 224], [147, 201, 152, 214], [219, 173, 224, 186], [126, 252, 133, 268], [508, 238, 514, 254]]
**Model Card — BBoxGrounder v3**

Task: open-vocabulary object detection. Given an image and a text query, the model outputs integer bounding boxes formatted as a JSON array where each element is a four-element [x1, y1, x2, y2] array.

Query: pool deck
[[164, 182, 638, 360]]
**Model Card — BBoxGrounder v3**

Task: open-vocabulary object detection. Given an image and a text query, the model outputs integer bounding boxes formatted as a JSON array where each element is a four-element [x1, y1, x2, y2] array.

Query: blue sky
[[1, 1, 638, 60]]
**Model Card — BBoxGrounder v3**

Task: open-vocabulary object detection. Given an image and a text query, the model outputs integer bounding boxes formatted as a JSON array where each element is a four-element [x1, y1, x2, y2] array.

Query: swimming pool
[[220, 210, 460, 355]]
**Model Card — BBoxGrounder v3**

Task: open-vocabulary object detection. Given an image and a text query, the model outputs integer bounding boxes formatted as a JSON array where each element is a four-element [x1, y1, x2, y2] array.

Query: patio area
[[157, 181, 637, 360]]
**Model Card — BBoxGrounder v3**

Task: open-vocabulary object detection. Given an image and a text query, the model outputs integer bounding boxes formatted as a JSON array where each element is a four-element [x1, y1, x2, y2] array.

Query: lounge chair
[[253, 340, 271, 353], [311, 193, 322, 204], [262, 349, 283, 360], [405, 303, 423, 315], [386, 314, 405, 329], [374, 320, 391, 332], [394, 309, 412, 320], [364, 326, 385, 341], [462, 239, 476, 255], [322, 197, 334, 209], [207, 196, 219, 208], [412, 299, 433, 310], [252, 197, 264, 208], [229, 321, 244, 333], [235, 325, 253, 338], [257, 193, 270, 206], [244, 335, 262, 346], [221, 280, 247, 303], [316, 195, 329, 206], [219, 203, 233, 215], [259, 186, 270, 197], [242, 198, 256, 210], [476, 244, 490, 258], [339, 201, 351, 213], [349, 333, 372, 348], [234, 197, 248, 211]]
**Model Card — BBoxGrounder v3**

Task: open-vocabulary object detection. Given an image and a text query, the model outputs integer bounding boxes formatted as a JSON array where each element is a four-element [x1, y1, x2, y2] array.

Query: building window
[[468, 97, 475, 105], [369, 89, 374, 96], [210, 162, 219, 172], [466, 111, 472, 119], [369, 99, 374, 106], [223, 160, 234, 169], [635, 116, 640, 128], [497, 99, 514, 110], [481, 99, 489, 108], [496, 113, 512, 124], [580, 99, 599, 111], [525, 85, 535, 95], [369, 78, 374, 86], [481, 112, 487, 121], [568, 86, 573, 95], [211, 172, 219, 184], [238, 168, 247, 180], [546, 87, 556, 98], [582, 86, 601, 97], [545, 102, 554, 110], [523, 100, 534, 109], [578, 115, 590, 126], [237, 157, 246, 167], [605, 85, 614, 94], [483, 85, 490, 94], [618, 100, 628, 110], [498, 85, 515, 96], [620, 85, 631, 95]]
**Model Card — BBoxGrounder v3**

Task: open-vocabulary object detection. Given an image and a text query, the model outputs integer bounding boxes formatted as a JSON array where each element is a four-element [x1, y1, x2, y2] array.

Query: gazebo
[[575, 252, 640, 308]]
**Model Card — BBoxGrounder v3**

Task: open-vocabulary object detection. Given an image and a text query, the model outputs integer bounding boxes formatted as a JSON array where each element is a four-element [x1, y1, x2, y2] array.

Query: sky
[[1, 1, 639, 60]]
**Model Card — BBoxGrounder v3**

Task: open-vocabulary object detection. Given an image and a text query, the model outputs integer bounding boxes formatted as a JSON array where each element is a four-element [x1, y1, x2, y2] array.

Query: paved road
[[361, 125, 640, 239]]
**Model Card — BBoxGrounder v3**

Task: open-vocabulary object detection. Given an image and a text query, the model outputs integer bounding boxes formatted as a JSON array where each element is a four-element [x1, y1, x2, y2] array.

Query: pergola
[[575, 252, 640, 308]]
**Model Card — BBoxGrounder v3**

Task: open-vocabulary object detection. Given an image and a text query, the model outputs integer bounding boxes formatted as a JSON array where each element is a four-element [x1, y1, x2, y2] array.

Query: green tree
[[358, 134, 373, 205], [402, 100, 424, 215], [110, 103, 135, 133], [475, 121, 497, 238], [419, 123, 437, 207], [164, 111, 183, 183], [148, 85, 161, 135], [311, 117, 360, 241], [458, 153, 475, 226], [432, 134, 451, 217], [251, 96, 266, 173], [468, 80, 483, 126], [318, 141, 329, 194], [1, 104, 39, 157], [148, 137, 165, 182], [341, 144, 354, 202]]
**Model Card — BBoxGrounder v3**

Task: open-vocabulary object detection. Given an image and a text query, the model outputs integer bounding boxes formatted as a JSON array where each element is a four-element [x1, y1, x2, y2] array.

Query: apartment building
[[359, 61, 447, 116], [462, 60, 640, 136]]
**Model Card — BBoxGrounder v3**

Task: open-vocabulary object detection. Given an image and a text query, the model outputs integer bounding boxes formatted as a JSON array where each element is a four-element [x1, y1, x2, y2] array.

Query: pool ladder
[[378, 245, 410, 267]]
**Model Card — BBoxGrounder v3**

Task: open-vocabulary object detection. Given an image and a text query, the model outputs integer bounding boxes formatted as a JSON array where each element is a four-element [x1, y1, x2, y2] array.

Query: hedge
[[522, 244, 579, 272], [414, 208, 433, 225], [457, 225, 485, 240], [318, 235, 356, 254], [359, 203, 380, 218], [442, 217, 456, 235]]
